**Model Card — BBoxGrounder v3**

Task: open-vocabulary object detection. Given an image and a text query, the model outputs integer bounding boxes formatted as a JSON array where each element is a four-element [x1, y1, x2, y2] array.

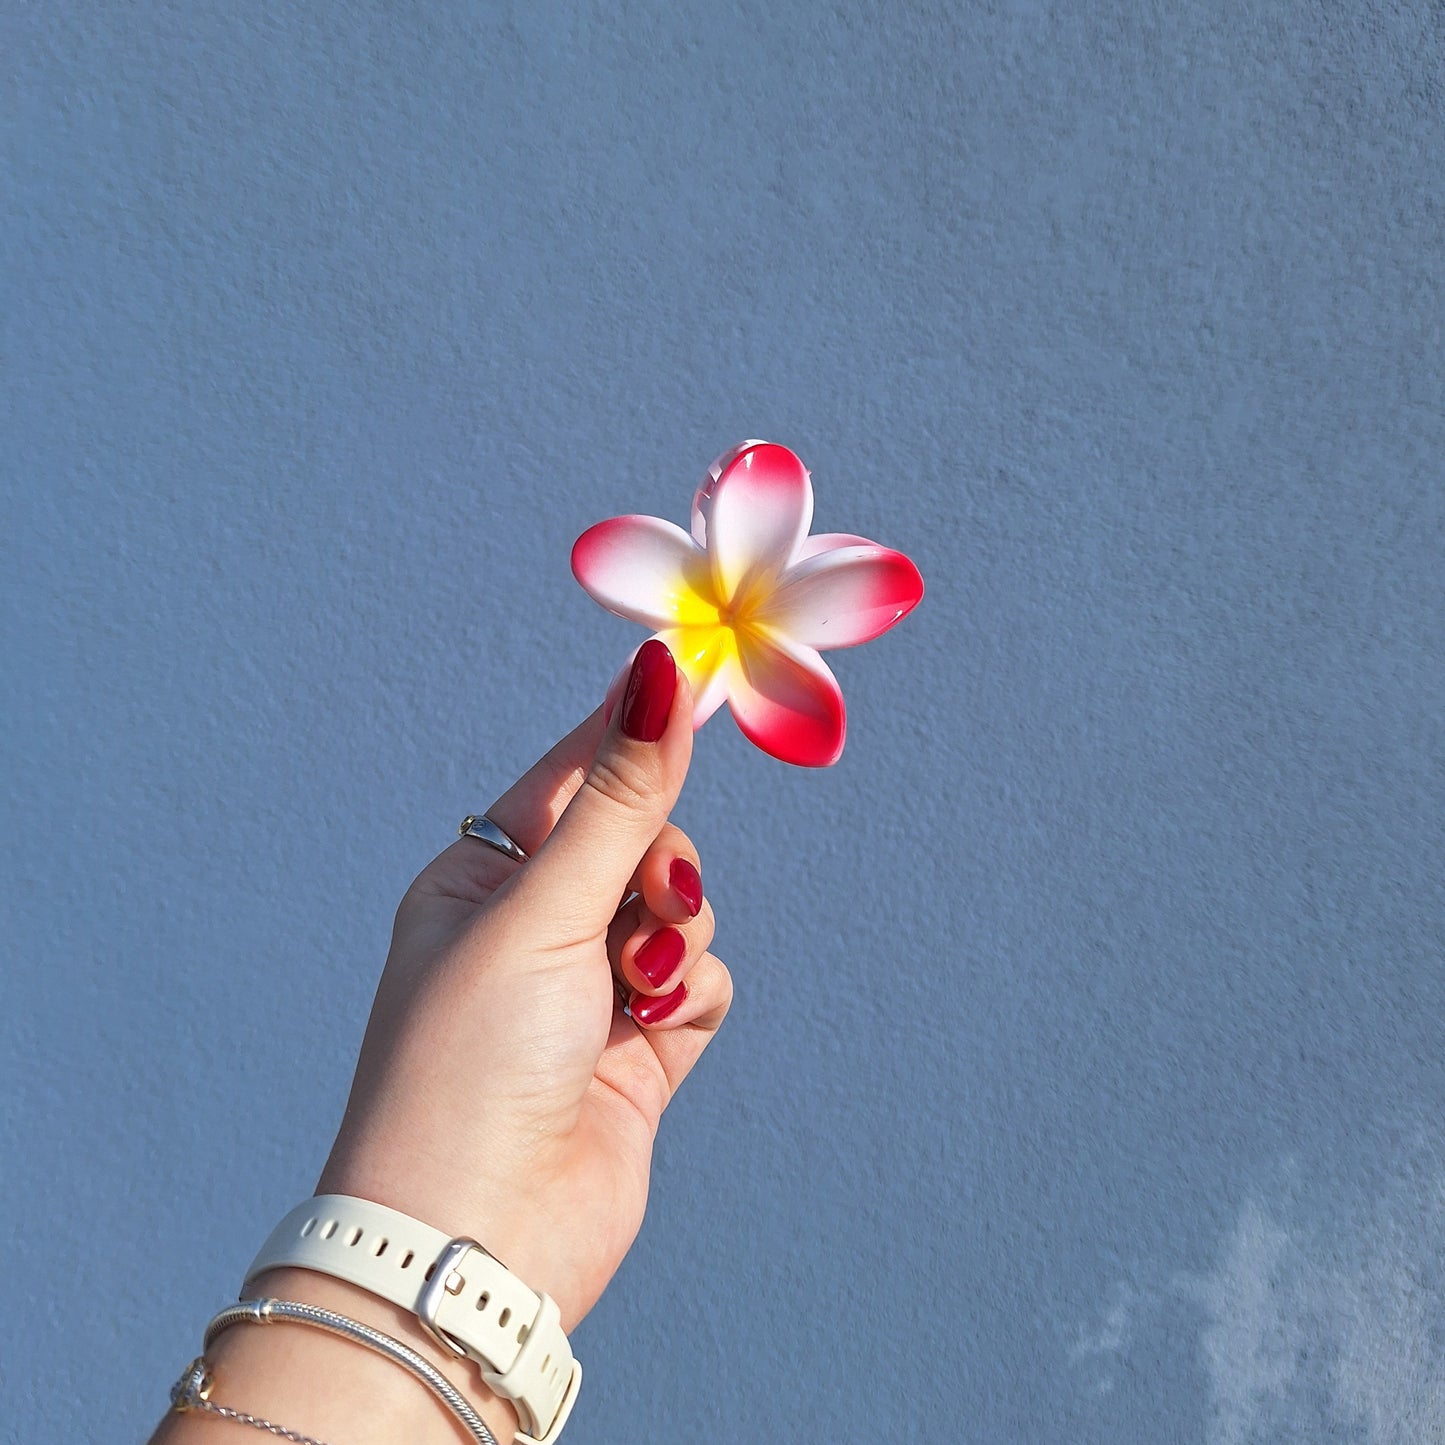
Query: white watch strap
[[245, 1196, 581, 1445]]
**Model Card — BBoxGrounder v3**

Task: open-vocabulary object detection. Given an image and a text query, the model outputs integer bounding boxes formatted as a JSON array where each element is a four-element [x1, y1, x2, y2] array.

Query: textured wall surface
[[4, 4, 1443, 1441]]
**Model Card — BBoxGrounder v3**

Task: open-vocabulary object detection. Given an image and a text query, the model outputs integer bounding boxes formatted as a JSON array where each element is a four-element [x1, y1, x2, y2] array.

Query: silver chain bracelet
[[171, 1356, 336, 1445], [168, 1296, 500, 1445]]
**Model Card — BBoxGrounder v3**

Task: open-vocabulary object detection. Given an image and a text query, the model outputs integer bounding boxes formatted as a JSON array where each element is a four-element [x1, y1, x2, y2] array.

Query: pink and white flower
[[571, 440, 924, 766]]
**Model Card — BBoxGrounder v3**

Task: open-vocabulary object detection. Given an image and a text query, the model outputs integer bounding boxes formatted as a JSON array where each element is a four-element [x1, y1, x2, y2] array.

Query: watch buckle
[[415, 1235, 491, 1358]]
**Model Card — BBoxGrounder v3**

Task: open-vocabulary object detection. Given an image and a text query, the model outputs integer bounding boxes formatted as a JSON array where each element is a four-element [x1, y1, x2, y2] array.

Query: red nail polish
[[619, 639, 676, 742], [668, 858, 703, 917], [631, 980, 688, 1025], [634, 926, 687, 987]]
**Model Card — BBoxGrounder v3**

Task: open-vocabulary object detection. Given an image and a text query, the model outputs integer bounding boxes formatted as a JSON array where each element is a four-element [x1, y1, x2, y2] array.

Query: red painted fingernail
[[619, 639, 676, 742], [631, 980, 688, 1025], [668, 858, 703, 917], [634, 926, 687, 987]]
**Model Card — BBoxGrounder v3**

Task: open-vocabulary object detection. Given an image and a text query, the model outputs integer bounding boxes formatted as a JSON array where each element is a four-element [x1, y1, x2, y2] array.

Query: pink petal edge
[[727, 631, 846, 768], [758, 543, 924, 650], [572, 515, 701, 628]]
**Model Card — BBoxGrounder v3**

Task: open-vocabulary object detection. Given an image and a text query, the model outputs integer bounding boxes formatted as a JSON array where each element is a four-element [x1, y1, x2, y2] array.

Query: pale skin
[[152, 663, 733, 1443]]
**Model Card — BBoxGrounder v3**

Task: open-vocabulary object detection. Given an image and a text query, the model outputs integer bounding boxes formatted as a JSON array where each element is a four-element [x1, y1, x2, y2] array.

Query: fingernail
[[619, 639, 676, 742], [634, 926, 687, 987], [668, 858, 703, 917], [631, 980, 688, 1026]]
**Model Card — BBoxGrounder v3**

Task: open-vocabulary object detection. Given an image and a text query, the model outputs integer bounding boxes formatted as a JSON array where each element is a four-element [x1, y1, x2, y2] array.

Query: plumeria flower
[[571, 440, 924, 766]]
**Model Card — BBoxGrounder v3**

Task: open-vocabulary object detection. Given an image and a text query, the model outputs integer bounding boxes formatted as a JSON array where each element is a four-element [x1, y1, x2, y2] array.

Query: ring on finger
[[458, 814, 529, 864]]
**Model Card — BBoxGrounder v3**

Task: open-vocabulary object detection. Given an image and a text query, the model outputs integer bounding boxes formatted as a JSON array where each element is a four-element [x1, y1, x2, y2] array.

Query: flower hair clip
[[572, 440, 924, 766]]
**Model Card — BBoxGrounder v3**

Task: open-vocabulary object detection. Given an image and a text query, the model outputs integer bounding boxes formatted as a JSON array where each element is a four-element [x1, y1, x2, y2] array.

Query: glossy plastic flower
[[571, 440, 924, 766]]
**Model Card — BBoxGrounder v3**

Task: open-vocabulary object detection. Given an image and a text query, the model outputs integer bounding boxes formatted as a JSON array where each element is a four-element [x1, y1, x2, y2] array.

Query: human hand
[[153, 640, 735, 1445], [313, 638, 732, 1337]]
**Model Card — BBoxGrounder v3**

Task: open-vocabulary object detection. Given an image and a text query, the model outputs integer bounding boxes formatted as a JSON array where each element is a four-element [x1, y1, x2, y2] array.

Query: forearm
[[150, 1268, 519, 1445]]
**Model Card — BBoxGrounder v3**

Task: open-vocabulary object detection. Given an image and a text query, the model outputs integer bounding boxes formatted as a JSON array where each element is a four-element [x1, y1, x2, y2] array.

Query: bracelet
[[200, 1297, 501, 1445], [245, 1196, 579, 1445], [171, 1356, 338, 1444]]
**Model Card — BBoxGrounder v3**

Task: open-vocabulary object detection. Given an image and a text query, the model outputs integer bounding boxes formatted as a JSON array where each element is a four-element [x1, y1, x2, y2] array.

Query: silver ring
[[458, 814, 529, 864]]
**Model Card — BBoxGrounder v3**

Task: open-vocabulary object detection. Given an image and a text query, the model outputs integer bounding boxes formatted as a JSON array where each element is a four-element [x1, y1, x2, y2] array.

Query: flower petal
[[692, 442, 814, 604], [572, 515, 712, 628], [728, 630, 846, 767], [691, 440, 769, 546], [757, 543, 924, 650], [657, 625, 737, 728], [794, 532, 874, 561]]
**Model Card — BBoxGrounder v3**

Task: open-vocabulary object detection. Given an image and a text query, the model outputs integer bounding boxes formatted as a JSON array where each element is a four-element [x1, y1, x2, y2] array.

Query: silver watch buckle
[[415, 1235, 492, 1358]]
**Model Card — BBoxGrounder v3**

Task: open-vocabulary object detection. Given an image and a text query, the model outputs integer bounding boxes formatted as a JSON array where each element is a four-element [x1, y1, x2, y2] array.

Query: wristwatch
[[245, 1196, 581, 1445]]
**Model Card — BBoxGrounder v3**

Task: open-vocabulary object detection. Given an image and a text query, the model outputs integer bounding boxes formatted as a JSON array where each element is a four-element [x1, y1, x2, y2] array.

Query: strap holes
[[475, 1291, 490, 1312], [321, 1220, 339, 1240], [400, 1250, 414, 1269], [517, 1324, 525, 1343], [423, 1262, 436, 1282], [346, 1227, 363, 1247], [542, 1355, 550, 1372], [372, 1238, 389, 1257], [498, 1307, 512, 1328], [300, 1218, 318, 1238]]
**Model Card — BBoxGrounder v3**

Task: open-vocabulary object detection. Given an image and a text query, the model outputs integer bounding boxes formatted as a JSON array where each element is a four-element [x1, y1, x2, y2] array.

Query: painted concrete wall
[[4, 4, 1442, 1440]]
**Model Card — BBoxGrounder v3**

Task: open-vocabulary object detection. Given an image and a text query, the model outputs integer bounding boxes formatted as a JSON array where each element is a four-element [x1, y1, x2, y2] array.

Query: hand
[[315, 638, 732, 1335], [154, 641, 735, 1445]]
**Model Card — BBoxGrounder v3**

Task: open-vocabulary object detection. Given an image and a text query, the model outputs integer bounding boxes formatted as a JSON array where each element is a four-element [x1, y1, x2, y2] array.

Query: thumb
[[507, 639, 694, 939]]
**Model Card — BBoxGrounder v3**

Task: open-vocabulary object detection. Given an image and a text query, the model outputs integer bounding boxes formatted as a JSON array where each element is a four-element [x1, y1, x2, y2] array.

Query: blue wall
[[4, 4, 1442, 1440]]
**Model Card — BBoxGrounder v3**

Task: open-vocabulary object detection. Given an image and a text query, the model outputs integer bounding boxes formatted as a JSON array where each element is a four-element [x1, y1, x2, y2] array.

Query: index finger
[[413, 706, 609, 904], [484, 705, 609, 854]]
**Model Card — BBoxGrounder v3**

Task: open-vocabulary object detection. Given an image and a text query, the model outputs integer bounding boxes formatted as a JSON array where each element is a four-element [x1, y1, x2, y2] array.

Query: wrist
[[256, 1267, 521, 1442], [315, 1155, 585, 1332], [234, 1192, 585, 1445]]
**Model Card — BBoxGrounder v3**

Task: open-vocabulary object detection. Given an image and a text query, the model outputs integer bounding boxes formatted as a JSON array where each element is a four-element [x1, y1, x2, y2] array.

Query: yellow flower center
[[668, 564, 777, 682]]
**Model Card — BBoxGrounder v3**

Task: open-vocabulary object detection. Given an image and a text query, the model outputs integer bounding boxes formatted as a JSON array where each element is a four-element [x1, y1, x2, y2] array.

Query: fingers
[[412, 644, 699, 914], [506, 640, 694, 941], [627, 953, 728, 1034], [404, 708, 607, 906], [630, 950, 733, 1042], [594, 950, 735, 1131], [606, 893, 715, 998], [485, 707, 609, 853], [625, 821, 704, 926]]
